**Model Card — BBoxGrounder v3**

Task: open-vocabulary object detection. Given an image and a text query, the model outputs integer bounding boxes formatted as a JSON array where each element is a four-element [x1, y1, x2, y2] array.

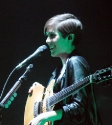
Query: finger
[[28, 122, 32, 125]]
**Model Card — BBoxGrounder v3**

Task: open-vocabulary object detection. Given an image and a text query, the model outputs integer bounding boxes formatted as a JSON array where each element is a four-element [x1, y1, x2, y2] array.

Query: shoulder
[[67, 56, 91, 82], [68, 56, 90, 68]]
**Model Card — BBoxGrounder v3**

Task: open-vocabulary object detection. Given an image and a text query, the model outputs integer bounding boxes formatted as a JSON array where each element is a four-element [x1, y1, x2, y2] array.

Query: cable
[[0, 67, 16, 100]]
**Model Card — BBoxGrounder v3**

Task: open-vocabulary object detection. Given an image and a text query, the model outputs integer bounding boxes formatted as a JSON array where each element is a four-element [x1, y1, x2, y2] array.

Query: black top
[[48, 50, 102, 125]]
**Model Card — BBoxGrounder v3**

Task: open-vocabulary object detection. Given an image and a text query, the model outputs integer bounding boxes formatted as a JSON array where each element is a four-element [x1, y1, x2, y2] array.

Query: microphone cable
[[0, 67, 16, 100]]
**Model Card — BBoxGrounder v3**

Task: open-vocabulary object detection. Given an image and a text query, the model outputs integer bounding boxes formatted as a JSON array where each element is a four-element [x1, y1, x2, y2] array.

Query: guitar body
[[24, 79, 55, 125]]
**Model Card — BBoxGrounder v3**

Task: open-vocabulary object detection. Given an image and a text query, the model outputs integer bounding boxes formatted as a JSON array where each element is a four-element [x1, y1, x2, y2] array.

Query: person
[[28, 13, 102, 125]]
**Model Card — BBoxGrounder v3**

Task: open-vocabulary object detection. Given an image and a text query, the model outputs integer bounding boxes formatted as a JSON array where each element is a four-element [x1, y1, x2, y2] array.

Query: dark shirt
[[48, 50, 102, 125]]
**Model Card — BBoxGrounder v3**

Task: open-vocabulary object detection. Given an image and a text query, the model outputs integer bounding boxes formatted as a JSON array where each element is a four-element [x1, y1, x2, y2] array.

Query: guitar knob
[[28, 89, 33, 94]]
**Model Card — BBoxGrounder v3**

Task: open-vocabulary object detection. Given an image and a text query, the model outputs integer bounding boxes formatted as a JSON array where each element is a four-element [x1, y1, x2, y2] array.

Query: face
[[46, 28, 72, 58]]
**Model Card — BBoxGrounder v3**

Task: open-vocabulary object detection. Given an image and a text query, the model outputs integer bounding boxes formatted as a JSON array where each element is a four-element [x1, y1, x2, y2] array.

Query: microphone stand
[[0, 64, 33, 124]]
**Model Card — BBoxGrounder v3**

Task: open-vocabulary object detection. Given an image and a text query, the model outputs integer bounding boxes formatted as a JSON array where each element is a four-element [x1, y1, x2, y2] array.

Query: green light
[[13, 92, 17, 97], [7, 100, 11, 105], [10, 96, 14, 101], [4, 104, 9, 109]]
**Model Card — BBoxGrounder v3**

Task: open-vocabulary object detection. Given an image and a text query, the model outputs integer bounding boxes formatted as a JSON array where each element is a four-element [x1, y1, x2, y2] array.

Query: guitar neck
[[48, 75, 92, 107]]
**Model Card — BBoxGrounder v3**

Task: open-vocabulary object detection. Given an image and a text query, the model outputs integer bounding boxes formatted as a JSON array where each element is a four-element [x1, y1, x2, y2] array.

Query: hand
[[28, 110, 62, 125], [28, 114, 45, 125]]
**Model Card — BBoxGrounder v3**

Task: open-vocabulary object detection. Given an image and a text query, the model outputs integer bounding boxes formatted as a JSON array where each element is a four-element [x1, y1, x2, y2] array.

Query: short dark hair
[[44, 13, 83, 46]]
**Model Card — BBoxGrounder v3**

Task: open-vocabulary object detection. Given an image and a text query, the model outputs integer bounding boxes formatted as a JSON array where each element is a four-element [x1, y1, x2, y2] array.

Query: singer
[[28, 13, 102, 125]]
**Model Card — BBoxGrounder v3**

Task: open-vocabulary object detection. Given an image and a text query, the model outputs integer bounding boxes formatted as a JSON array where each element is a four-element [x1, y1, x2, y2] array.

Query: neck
[[60, 47, 75, 65], [60, 54, 69, 65]]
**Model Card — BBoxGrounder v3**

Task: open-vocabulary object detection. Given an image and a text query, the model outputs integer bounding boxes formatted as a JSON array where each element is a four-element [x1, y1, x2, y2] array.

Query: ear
[[67, 34, 76, 50], [67, 34, 75, 41]]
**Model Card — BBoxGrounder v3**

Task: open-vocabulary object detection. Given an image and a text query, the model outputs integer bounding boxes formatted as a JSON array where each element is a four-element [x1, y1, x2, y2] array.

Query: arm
[[60, 56, 92, 124], [42, 109, 63, 122], [29, 109, 63, 125]]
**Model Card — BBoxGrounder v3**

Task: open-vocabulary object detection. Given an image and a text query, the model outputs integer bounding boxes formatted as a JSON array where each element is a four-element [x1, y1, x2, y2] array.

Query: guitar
[[24, 66, 112, 125]]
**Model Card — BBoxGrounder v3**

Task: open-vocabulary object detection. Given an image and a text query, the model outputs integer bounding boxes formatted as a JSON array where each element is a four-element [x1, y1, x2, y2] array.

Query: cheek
[[60, 41, 67, 49], [57, 44, 66, 53]]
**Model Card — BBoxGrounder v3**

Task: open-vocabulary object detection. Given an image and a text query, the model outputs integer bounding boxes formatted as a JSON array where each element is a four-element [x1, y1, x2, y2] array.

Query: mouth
[[49, 46, 54, 51]]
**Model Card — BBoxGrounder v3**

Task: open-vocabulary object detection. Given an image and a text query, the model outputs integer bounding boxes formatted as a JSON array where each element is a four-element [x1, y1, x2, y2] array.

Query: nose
[[46, 37, 51, 44]]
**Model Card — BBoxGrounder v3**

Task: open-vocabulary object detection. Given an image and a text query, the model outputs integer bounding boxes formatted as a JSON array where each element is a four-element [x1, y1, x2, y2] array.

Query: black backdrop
[[0, 0, 112, 125]]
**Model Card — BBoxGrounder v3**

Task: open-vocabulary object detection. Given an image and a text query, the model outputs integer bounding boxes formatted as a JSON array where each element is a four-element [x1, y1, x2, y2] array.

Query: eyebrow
[[46, 31, 55, 36]]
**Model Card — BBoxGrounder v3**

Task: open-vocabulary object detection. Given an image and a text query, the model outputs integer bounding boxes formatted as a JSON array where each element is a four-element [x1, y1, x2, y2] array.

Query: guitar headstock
[[93, 66, 112, 84]]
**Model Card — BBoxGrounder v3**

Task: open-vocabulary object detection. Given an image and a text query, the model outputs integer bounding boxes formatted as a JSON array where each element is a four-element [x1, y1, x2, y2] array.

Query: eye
[[49, 33, 56, 39]]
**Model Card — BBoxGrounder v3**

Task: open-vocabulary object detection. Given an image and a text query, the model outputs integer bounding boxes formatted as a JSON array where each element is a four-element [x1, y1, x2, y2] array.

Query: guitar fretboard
[[47, 75, 92, 107]]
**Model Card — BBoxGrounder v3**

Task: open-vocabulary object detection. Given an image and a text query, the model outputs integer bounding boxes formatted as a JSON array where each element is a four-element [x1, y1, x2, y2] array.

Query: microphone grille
[[38, 45, 48, 52]]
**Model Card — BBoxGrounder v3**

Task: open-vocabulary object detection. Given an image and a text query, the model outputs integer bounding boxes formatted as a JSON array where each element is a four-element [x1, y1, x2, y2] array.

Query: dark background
[[0, 0, 112, 125]]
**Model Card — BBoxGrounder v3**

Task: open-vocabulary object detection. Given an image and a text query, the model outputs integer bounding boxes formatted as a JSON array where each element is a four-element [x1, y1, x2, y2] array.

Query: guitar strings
[[48, 76, 91, 106]]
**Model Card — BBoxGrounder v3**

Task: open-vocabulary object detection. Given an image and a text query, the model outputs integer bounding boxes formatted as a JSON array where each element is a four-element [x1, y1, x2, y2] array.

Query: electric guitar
[[24, 66, 112, 125]]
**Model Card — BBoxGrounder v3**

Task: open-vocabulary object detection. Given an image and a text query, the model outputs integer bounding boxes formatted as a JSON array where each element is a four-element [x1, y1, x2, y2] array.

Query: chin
[[51, 54, 58, 57], [51, 55, 56, 57], [50, 52, 59, 57]]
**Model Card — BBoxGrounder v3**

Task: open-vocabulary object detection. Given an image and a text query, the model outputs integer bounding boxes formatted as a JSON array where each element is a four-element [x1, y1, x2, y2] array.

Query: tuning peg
[[102, 76, 106, 79]]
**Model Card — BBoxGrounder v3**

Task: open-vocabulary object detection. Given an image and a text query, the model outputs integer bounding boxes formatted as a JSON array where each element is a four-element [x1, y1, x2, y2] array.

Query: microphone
[[15, 45, 48, 70]]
